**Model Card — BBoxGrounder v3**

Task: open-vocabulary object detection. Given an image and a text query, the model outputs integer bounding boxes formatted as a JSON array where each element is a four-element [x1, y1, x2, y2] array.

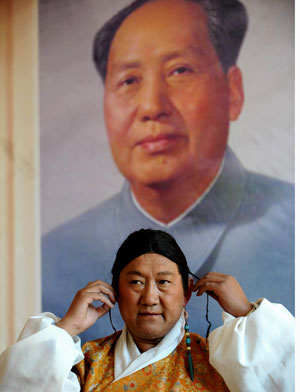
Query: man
[[42, 0, 294, 343]]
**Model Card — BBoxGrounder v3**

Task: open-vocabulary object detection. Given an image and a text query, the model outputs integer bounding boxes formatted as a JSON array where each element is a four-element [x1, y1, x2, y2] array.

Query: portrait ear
[[227, 65, 244, 121], [184, 278, 194, 306]]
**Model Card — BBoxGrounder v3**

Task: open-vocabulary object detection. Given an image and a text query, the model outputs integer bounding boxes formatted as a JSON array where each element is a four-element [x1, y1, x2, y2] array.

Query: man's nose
[[140, 282, 159, 306], [138, 77, 172, 122]]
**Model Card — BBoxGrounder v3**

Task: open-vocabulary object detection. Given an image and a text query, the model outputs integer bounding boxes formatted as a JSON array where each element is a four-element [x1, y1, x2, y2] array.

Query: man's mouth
[[138, 312, 162, 317], [136, 133, 184, 154]]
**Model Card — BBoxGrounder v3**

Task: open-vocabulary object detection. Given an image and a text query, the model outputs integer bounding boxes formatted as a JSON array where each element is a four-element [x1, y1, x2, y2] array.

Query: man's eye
[[121, 77, 138, 86], [159, 280, 171, 285], [130, 280, 143, 285], [171, 66, 192, 76]]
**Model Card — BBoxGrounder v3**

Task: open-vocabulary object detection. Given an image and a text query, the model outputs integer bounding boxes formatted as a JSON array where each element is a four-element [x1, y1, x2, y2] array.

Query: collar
[[113, 311, 185, 382]]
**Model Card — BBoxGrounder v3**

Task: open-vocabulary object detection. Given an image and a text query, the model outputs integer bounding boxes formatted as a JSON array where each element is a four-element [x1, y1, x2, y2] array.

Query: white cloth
[[0, 313, 83, 392], [209, 299, 295, 392], [114, 311, 185, 382], [0, 299, 295, 392]]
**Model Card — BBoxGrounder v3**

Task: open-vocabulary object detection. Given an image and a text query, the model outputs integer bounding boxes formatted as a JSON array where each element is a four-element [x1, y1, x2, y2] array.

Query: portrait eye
[[120, 76, 138, 87], [171, 66, 193, 76]]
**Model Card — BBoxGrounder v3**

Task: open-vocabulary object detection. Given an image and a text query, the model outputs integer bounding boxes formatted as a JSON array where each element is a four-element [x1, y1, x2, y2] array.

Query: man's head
[[112, 228, 190, 293], [112, 229, 193, 348], [93, 0, 247, 190], [94, 0, 248, 81]]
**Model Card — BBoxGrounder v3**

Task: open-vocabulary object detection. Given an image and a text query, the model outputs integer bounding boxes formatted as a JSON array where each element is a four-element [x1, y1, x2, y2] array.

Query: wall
[[0, 0, 40, 352]]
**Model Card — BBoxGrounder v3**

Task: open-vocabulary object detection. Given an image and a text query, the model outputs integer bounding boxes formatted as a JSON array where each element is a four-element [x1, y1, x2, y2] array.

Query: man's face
[[104, 0, 240, 188], [117, 253, 189, 346]]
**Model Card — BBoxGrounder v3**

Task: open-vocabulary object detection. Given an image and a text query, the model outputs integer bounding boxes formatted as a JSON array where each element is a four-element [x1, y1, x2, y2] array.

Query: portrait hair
[[111, 228, 189, 292], [93, 0, 248, 81]]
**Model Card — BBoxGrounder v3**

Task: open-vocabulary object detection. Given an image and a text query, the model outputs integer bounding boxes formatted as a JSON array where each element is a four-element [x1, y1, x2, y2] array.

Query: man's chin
[[130, 171, 182, 191], [137, 328, 166, 342]]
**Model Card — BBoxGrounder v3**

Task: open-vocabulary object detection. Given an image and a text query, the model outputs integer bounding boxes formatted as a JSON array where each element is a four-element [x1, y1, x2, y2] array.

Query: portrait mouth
[[136, 133, 186, 154]]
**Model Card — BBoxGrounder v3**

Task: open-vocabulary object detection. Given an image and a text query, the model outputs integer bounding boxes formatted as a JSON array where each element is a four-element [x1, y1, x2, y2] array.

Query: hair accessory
[[188, 269, 212, 341], [109, 309, 117, 333], [184, 310, 194, 382], [205, 293, 212, 341]]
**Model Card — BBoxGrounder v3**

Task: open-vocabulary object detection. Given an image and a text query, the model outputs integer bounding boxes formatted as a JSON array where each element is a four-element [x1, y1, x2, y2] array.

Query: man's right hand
[[56, 280, 116, 337]]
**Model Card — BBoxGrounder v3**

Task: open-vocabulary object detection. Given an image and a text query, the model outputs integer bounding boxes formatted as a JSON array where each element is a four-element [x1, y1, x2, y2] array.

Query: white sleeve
[[0, 313, 83, 392], [208, 298, 295, 392]]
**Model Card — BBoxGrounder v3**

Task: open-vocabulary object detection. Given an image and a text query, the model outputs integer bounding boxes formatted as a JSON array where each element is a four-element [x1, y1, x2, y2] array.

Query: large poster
[[40, 0, 294, 342]]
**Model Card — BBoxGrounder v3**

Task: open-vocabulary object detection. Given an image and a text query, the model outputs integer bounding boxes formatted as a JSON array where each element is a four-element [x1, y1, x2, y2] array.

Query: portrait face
[[117, 253, 191, 348], [104, 0, 242, 189]]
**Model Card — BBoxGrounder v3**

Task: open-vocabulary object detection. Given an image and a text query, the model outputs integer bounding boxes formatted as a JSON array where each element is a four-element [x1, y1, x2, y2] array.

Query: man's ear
[[184, 278, 194, 306], [227, 65, 244, 121]]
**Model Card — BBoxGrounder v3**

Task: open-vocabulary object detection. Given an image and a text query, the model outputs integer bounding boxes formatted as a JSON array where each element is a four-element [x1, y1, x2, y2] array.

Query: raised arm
[[192, 271, 253, 317], [192, 272, 295, 392], [0, 280, 116, 392], [56, 280, 116, 337]]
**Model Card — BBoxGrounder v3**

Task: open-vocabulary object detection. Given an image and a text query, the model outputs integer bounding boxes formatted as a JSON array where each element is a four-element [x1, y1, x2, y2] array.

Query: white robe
[[0, 298, 294, 392]]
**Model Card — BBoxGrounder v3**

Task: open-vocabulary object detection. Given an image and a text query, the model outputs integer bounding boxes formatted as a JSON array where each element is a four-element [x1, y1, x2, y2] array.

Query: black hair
[[111, 228, 189, 292], [93, 0, 248, 81]]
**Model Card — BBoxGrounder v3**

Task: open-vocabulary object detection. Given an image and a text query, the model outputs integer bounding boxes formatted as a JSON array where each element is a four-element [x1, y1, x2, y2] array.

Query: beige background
[[0, 0, 40, 352], [40, 0, 295, 235]]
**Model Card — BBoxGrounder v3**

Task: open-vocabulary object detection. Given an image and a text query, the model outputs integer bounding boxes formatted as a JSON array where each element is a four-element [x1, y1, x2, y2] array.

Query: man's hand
[[56, 281, 116, 337], [192, 272, 252, 317]]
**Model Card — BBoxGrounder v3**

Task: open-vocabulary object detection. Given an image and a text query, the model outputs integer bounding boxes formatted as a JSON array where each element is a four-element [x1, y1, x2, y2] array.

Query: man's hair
[[111, 228, 189, 292], [93, 0, 248, 81]]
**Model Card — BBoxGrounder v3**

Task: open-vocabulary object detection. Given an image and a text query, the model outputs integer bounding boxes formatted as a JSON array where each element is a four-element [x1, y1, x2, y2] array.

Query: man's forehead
[[109, 46, 207, 73], [125, 270, 176, 277], [107, 1, 212, 71]]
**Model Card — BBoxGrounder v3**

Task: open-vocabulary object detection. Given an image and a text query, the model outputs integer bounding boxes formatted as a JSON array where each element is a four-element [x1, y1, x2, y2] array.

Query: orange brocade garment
[[74, 332, 229, 392]]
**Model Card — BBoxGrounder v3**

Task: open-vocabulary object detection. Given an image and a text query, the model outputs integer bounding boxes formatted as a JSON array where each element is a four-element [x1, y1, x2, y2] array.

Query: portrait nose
[[140, 282, 159, 306], [138, 77, 172, 122]]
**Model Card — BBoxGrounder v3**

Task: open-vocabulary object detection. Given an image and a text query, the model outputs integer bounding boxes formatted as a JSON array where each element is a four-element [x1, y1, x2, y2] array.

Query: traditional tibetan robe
[[75, 333, 229, 391], [0, 299, 294, 391]]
